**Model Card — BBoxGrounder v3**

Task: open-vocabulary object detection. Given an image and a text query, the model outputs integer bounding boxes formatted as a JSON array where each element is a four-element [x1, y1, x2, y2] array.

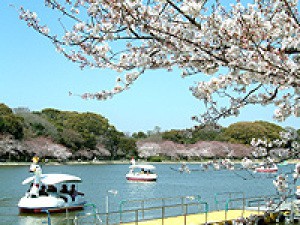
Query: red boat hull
[[126, 177, 157, 182], [19, 205, 84, 214], [255, 168, 278, 173]]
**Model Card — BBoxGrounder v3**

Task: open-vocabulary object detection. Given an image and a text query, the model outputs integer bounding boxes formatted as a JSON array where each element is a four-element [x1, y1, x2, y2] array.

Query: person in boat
[[69, 184, 84, 201], [39, 185, 48, 196], [60, 184, 69, 194], [59, 184, 69, 202], [47, 185, 57, 193]]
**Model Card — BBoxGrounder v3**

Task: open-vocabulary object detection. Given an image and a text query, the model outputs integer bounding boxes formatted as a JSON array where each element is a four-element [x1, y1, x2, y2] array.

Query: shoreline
[[0, 161, 200, 166], [0, 159, 298, 166]]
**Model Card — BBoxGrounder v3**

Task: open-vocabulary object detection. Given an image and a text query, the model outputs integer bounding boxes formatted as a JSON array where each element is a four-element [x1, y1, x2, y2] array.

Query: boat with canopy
[[126, 164, 158, 182], [18, 157, 86, 213]]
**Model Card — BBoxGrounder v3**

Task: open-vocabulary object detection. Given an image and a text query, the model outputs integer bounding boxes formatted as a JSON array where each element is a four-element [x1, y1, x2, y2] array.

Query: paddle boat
[[255, 163, 278, 173], [18, 157, 86, 213], [126, 164, 158, 182]]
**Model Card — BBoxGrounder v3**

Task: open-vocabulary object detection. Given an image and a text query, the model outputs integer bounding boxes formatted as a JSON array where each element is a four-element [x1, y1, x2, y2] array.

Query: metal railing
[[69, 193, 296, 225], [119, 195, 201, 222], [214, 191, 245, 210], [3, 191, 297, 225], [74, 198, 208, 225], [246, 194, 293, 211], [74, 203, 102, 225]]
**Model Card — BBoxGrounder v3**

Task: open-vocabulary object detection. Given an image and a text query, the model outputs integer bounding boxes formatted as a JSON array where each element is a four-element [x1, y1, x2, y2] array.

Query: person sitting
[[39, 185, 48, 196], [59, 184, 69, 202], [60, 184, 69, 194], [69, 184, 84, 201], [47, 185, 57, 193]]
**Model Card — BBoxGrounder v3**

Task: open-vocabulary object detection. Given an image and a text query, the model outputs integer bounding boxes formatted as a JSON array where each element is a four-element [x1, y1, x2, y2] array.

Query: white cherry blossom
[[17, 0, 300, 124]]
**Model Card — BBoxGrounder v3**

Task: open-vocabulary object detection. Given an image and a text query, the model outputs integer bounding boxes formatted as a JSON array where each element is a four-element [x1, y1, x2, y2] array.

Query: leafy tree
[[220, 121, 283, 144], [40, 108, 63, 123], [16, 111, 59, 140], [162, 127, 220, 144], [117, 136, 138, 159], [41, 109, 133, 156], [153, 126, 161, 134], [40, 108, 71, 131], [59, 129, 84, 151], [103, 127, 121, 159], [191, 128, 221, 143], [40, 109, 113, 150], [18, 1, 299, 125], [0, 104, 13, 115], [64, 112, 109, 136], [0, 115, 24, 139], [162, 130, 186, 144], [144, 132, 163, 142], [132, 131, 148, 139], [0, 103, 24, 139]]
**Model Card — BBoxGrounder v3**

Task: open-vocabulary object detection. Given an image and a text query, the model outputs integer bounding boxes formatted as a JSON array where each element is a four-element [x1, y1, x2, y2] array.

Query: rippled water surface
[[0, 163, 294, 225]]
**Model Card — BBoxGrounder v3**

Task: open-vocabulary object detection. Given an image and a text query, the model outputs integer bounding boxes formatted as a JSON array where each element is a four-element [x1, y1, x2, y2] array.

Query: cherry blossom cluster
[[293, 162, 300, 179], [241, 157, 254, 169], [273, 174, 288, 193], [250, 129, 299, 159], [18, 0, 300, 124], [19, 7, 50, 35], [273, 162, 300, 200]]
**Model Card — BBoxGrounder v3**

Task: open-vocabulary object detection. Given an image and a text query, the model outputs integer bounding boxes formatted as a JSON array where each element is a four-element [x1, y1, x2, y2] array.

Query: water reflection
[[127, 181, 157, 199], [19, 213, 75, 225]]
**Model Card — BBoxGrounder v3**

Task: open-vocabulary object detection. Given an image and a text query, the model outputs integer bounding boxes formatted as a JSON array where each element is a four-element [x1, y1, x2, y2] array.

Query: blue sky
[[1, 1, 299, 133]]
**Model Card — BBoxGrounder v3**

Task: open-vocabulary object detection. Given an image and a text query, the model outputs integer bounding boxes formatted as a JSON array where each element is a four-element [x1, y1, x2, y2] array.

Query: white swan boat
[[126, 164, 157, 182], [18, 157, 86, 213]]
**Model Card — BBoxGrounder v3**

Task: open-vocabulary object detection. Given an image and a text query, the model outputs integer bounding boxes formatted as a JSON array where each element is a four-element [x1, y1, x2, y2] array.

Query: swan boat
[[18, 157, 86, 213], [126, 164, 157, 182]]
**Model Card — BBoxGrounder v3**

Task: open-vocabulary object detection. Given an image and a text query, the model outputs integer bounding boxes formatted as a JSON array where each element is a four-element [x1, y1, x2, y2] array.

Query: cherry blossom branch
[[16, 0, 300, 124]]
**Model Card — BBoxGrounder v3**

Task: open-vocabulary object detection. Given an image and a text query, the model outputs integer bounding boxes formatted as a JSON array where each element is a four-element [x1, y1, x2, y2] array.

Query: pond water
[[0, 163, 294, 225]]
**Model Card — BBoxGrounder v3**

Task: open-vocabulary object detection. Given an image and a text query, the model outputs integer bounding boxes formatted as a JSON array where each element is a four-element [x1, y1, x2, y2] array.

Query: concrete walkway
[[121, 209, 264, 225]]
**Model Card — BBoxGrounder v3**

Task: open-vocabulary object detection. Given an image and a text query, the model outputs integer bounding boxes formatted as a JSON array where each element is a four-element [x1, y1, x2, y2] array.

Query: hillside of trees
[[0, 103, 136, 161], [0, 103, 299, 162]]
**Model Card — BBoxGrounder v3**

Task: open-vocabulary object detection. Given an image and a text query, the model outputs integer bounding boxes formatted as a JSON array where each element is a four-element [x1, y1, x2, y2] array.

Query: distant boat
[[170, 163, 201, 173], [126, 164, 158, 182], [18, 157, 86, 213], [255, 164, 278, 173]]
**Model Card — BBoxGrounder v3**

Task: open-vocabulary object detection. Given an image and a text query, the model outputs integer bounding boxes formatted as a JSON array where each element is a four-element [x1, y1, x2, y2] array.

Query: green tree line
[[1, 104, 137, 159], [1, 103, 299, 160], [134, 122, 297, 146]]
